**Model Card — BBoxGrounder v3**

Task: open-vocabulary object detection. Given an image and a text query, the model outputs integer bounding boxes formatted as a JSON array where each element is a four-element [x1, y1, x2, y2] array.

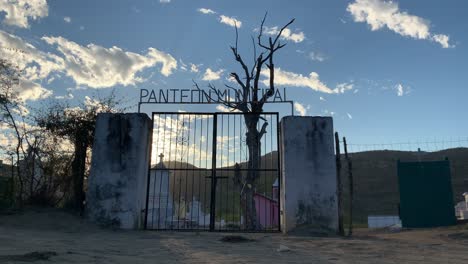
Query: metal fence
[[336, 136, 468, 228], [145, 112, 280, 232]]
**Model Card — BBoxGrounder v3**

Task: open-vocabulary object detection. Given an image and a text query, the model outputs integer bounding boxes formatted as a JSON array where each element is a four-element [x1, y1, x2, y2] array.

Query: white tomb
[[368, 215, 401, 228], [187, 197, 210, 227], [455, 192, 468, 220], [147, 154, 174, 229]]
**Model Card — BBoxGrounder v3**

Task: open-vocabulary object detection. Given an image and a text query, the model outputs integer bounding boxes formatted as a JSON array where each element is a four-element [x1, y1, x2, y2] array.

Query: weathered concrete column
[[86, 113, 152, 229], [280, 116, 338, 234]]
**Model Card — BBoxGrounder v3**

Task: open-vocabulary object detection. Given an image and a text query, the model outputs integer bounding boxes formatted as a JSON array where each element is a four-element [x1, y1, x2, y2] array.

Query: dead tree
[[198, 14, 295, 230]]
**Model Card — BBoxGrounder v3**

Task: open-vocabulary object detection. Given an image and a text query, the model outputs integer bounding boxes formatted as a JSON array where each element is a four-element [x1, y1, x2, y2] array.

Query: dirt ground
[[1, 209, 468, 263]]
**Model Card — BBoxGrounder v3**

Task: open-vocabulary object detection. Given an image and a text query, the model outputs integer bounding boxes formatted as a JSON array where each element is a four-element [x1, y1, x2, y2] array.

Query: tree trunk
[[71, 132, 88, 213], [30, 151, 35, 199], [243, 114, 262, 230], [15, 147, 23, 207]]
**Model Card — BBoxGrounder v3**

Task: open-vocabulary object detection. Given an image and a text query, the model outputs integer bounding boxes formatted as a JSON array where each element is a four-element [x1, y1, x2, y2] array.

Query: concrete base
[[280, 116, 338, 234], [86, 113, 152, 229]]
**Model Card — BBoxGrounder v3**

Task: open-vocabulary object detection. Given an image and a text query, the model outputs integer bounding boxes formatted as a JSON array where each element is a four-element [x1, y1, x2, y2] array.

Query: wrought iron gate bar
[[145, 112, 281, 232], [151, 168, 278, 171]]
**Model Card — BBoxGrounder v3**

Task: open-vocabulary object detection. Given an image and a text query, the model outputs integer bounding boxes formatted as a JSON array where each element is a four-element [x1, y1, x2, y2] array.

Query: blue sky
[[1, 0, 467, 145]]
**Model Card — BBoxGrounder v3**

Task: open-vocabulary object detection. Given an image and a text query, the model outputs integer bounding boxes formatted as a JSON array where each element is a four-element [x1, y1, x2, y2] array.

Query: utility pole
[[335, 132, 344, 236], [343, 137, 354, 236]]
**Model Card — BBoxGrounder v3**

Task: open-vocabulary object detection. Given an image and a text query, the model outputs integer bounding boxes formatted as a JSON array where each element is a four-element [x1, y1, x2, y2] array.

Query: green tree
[[36, 93, 125, 211]]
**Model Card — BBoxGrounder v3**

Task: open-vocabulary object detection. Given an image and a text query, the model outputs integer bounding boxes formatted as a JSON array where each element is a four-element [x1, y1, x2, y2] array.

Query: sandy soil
[[1, 209, 468, 264]]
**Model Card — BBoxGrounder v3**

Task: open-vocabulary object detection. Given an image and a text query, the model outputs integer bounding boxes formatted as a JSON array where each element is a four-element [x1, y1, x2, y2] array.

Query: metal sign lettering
[[138, 88, 294, 114], [139, 88, 288, 104]]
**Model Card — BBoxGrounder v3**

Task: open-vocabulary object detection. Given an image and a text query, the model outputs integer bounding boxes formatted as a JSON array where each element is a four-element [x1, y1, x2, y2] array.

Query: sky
[[1, 0, 467, 146]]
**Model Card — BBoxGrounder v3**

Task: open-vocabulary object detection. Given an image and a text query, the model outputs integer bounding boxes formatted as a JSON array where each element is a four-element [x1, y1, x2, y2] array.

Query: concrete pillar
[[86, 113, 152, 229], [280, 116, 338, 234]]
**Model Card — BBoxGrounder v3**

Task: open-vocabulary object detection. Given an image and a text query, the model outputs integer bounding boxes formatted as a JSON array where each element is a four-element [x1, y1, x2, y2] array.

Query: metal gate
[[398, 159, 456, 228], [144, 112, 280, 232]]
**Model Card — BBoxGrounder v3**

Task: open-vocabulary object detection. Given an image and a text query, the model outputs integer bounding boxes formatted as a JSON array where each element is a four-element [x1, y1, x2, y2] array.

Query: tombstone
[[454, 192, 468, 220], [187, 196, 210, 227], [147, 154, 174, 229]]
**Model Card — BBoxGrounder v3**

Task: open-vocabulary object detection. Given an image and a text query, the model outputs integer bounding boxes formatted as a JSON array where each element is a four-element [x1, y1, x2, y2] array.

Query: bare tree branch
[[250, 36, 258, 77], [230, 22, 252, 90], [193, 80, 249, 112], [258, 12, 269, 50], [258, 122, 268, 140], [272, 19, 295, 47]]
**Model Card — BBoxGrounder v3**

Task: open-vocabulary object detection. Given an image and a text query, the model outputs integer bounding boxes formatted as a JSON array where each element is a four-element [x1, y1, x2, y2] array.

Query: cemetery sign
[[138, 88, 294, 114]]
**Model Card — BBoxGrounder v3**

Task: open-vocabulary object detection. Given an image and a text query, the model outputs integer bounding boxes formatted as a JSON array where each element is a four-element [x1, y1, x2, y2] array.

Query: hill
[[149, 148, 468, 224], [340, 148, 468, 224]]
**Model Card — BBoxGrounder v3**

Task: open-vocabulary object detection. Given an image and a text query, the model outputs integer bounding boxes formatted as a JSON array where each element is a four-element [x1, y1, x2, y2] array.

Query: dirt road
[[1, 209, 467, 263]]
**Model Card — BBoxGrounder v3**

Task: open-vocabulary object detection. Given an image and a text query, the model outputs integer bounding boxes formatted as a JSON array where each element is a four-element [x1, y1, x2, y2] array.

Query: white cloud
[[179, 59, 187, 71], [319, 96, 326, 101], [396, 84, 403, 96], [309, 51, 326, 62], [432, 34, 451, 49], [17, 80, 53, 101], [1, 30, 178, 97], [79, 26, 85, 30], [198, 8, 216, 15], [394, 83, 410, 96], [64, 17, 71, 23], [0, 30, 60, 100], [347, 113, 353, 119], [261, 68, 353, 94], [261, 68, 333, 93], [0, 129, 15, 149], [0, 30, 64, 81], [190, 63, 200, 73], [159, 0, 171, 3], [216, 105, 229, 112], [219, 15, 242, 28], [202, 68, 224, 81], [42, 36, 177, 88], [216, 105, 240, 113], [333, 82, 354, 93], [55, 92, 74, 100], [347, 0, 453, 48], [84, 95, 100, 109], [263, 26, 305, 43], [226, 75, 236, 83], [0, 0, 48, 28], [294, 102, 310, 116]]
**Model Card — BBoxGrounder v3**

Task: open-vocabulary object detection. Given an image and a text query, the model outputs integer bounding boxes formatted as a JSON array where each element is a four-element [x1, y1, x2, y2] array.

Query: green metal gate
[[398, 159, 456, 228]]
